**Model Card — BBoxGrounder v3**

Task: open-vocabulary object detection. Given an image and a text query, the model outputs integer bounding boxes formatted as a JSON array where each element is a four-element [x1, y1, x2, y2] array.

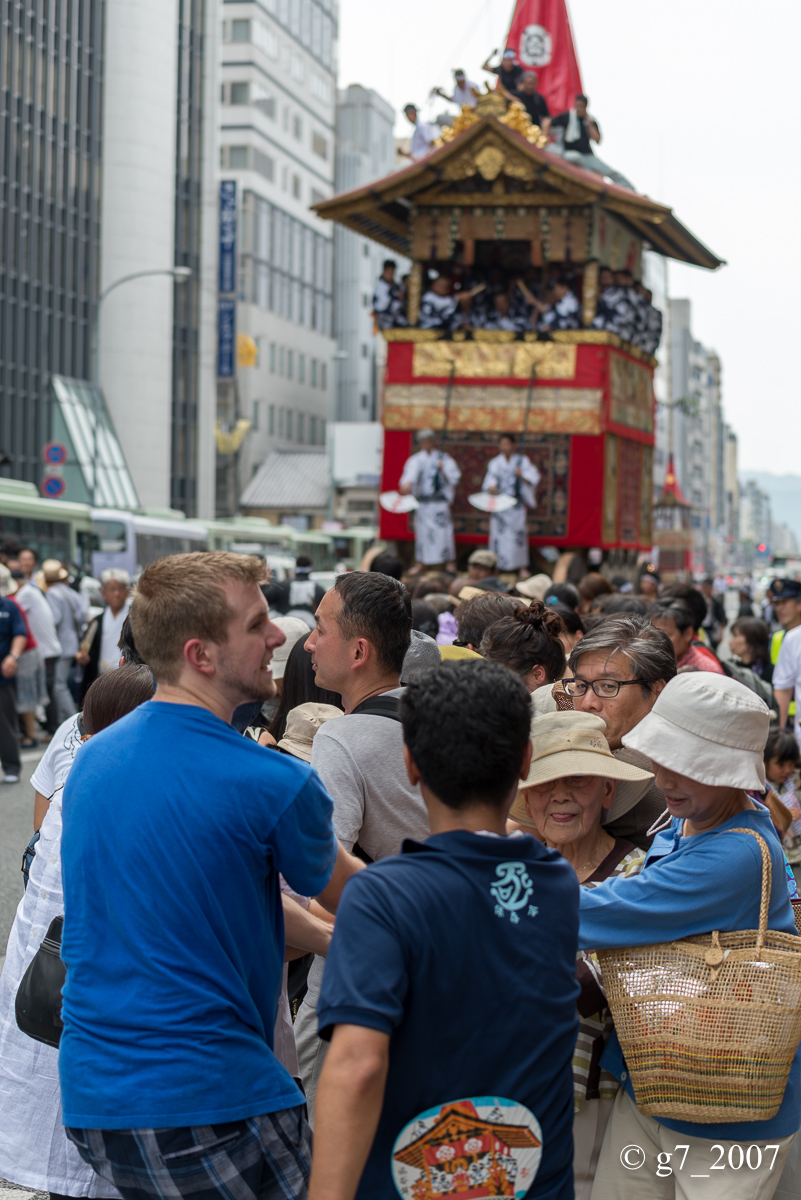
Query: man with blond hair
[[59, 552, 362, 1200]]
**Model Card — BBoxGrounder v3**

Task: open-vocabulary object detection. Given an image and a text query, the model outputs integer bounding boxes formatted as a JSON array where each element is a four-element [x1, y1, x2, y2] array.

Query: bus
[[91, 509, 208, 579], [0, 478, 95, 570]]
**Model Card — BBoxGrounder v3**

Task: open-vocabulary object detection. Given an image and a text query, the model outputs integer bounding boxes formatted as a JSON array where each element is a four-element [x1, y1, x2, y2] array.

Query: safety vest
[[771, 629, 796, 717]]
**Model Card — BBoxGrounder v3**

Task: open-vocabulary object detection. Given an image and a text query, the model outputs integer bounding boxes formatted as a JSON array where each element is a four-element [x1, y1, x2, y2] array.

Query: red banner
[[504, 0, 583, 118]]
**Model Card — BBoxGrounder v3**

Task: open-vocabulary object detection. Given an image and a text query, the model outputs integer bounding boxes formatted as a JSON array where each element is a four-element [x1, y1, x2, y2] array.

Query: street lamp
[[90, 266, 193, 507]]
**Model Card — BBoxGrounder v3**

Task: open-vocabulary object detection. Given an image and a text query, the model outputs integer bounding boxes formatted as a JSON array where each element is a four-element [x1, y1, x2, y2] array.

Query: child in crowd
[[309, 660, 581, 1200], [765, 727, 801, 885]]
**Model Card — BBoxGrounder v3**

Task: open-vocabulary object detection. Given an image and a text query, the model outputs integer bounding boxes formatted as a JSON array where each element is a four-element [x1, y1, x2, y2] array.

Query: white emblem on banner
[[520, 24, 552, 67]]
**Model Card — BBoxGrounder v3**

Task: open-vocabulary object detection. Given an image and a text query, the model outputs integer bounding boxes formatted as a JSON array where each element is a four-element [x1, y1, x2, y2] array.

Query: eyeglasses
[[563, 678, 646, 698]]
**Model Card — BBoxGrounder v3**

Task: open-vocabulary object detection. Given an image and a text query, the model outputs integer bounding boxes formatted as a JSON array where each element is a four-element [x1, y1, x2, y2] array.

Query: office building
[[0, 0, 219, 517], [334, 84, 398, 422], [100, 0, 219, 516], [219, 0, 337, 514]]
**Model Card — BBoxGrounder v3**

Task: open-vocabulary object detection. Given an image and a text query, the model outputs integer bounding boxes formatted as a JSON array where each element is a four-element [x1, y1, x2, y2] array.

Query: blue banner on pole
[[219, 180, 237, 295], [217, 297, 236, 378]]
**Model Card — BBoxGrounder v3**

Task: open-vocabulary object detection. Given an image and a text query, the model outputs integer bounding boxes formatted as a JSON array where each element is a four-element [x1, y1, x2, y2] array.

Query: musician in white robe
[[399, 430, 461, 566], [482, 433, 541, 572]]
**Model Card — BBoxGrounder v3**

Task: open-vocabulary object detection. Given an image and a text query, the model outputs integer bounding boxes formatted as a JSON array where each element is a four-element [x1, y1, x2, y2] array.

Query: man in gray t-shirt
[[296, 571, 429, 1118]]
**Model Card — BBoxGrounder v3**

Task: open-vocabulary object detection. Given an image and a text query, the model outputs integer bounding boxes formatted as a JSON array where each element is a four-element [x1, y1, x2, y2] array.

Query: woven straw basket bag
[[597, 828, 801, 1122]]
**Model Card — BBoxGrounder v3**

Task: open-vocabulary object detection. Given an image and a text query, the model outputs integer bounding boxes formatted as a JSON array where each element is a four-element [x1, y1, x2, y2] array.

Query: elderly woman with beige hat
[[578, 672, 800, 1200], [511, 709, 654, 1199]]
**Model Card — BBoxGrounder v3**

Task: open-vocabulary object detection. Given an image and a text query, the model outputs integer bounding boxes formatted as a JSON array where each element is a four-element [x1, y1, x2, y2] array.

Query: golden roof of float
[[313, 92, 722, 271]]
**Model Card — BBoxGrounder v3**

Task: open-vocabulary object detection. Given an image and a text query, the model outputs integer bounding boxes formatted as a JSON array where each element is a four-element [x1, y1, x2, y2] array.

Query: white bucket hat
[[510, 710, 653, 830], [622, 672, 769, 791], [270, 616, 312, 681]]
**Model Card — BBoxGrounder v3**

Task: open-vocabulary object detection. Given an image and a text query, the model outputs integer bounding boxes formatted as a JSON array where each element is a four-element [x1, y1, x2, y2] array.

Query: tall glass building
[[0, 0, 218, 516], [0, 0, 105, 488]]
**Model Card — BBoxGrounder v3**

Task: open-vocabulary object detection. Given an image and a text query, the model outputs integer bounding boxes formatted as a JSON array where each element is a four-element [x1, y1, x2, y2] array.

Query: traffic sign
[[42, 442, 67, 466], [40, 475, 66, 499]]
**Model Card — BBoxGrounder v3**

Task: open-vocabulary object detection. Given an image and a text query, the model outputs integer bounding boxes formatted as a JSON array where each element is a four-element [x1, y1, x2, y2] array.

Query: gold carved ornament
[[406, 263, 423, 326], [498, 101, 549, 148]]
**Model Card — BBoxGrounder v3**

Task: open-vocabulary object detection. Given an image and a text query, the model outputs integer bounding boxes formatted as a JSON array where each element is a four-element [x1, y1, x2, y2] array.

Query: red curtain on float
[[504, 0, 583, 117]]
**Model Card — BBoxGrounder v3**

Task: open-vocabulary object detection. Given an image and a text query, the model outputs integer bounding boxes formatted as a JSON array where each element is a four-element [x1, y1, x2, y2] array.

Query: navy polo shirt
[[318, 831, 580, 1199], [0, 597, 26, 685]]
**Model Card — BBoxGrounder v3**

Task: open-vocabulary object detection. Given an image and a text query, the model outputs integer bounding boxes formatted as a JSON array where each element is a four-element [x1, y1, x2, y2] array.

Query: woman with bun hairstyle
[[480, 599, 566, 692]]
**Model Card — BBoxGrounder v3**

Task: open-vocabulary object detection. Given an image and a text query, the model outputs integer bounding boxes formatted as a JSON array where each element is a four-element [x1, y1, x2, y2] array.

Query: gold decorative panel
[[384, 383, 602, 435], [603, 435, 619, 544], [609, 352, 654, 433], [412, 342, 577, 380]]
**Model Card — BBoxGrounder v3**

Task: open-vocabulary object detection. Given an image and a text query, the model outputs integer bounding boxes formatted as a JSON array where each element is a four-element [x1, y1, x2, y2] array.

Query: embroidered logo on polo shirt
[[391, 1097, 543, 1199], [490, 862, 537, 923]]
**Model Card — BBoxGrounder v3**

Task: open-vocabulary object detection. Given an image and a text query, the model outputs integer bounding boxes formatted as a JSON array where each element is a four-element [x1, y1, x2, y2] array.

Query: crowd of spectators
[[2, 550, 801, 1200]]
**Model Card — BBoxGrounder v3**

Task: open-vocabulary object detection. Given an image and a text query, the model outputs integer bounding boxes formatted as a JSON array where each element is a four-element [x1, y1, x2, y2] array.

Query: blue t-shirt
[[0, 596, 26, 684], [318, 831, 580, 1199], [59, 701, 338, 1129], [579, 804, 801, 1141]]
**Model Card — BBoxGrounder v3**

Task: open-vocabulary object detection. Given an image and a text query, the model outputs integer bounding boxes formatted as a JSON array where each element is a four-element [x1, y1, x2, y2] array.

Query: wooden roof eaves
[[312, 115, 723, 269]]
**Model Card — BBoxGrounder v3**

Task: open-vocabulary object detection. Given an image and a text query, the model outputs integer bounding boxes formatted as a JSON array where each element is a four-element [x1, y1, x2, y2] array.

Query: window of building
[[291, 174, 301, 199], [298, 413, 306, 443], [279, 345, 285, 375], [269, 343, 276, 372], [311, 358, 318, 386], [320, 418, 327, 445], [281, 165, 288, 191], [293, 115, 303, 140], [361, 343, 369, 358], [287, 349, 294, 379], [282, 106, 289, 131], [310, 72, 330, 104], [231, 18, 251, 41], [298, 354, 306, 382], [321, 363, 327, 390], [362, 242, 370, 257], [291, 53, 305, 82], [362, 294, 369, 307], [252, 82, 276, 118], [230, 81, 250, 105], [253, 150, 275, 181], [253, 20, 279, 58], [310, 415, 318, 444], [286, 410, 294, 439], [361, 393, 368, 408], [252, 400, 260, 430], [269, 404, 275, 434], [311, 131, 328, 160], [278, 408, 285, 437], [231, 146, 251, 169], [241, 193, 334, 335], [311, 188, 325, 205]]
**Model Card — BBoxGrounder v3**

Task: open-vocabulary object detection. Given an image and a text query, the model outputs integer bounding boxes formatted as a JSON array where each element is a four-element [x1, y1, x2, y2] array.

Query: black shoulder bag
[[15, 914, 66, 1048]]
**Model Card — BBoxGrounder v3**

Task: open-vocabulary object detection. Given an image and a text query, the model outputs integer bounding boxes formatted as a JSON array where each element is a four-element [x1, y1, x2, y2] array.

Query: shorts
[[66, 1107, 311, 1200]]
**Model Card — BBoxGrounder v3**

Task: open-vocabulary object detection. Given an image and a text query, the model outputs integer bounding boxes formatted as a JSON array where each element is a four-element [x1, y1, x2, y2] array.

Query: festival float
[[313, 11, 723, 577]]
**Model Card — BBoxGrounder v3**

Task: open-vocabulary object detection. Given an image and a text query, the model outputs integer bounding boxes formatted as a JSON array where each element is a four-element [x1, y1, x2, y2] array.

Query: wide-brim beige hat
[[41, 558, 68, 584], [510, 710, 653, 830], [277, 702, 343, 762], [0, 564, 17, 596], [515, 573, 552, 601], [622, 672, 769, 791]]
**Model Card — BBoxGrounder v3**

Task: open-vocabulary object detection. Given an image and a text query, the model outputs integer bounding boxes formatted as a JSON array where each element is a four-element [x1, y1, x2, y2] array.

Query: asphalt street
[[0, 750, 45, 957]]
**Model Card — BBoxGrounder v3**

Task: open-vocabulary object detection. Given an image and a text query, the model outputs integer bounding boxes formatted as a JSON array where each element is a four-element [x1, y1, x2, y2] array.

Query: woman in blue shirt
[[579, 671, 800, 1199]]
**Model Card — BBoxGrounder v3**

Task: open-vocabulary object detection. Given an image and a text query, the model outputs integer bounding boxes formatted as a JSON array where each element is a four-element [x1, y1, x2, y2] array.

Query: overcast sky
[[337, 0, 801, 475]]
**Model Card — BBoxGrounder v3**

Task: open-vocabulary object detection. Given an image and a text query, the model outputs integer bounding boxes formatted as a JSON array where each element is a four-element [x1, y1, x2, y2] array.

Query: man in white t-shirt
[[75, 569, 131, 703], [433, 68, 479, 109], [773, 624, 801, 740]]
